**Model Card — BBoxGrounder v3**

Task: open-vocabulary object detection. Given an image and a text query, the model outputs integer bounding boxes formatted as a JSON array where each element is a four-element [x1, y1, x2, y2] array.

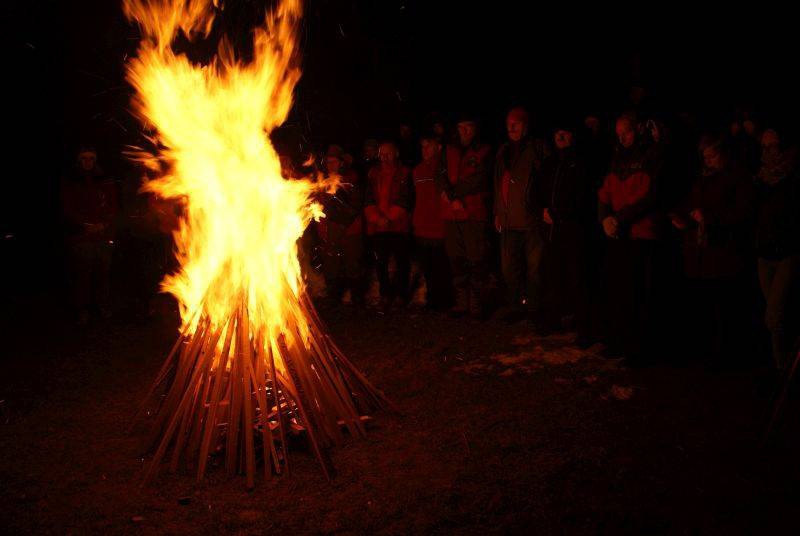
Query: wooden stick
[[196, 316, 235, 481]]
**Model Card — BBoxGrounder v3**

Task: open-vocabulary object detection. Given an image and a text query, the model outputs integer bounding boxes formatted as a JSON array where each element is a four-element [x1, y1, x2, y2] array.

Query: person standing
[[318, 145, 365, 306], [598, 116, 664, 363], [61, 146, 119, 324], [412, 132, 452, 311], [535, 125, 595, 342], [670, 137, 754, 365], [438, 114, 492, 317], [364, 142, 412, 308], [755, 128, 799, 371], [493, 106, 549, 322]]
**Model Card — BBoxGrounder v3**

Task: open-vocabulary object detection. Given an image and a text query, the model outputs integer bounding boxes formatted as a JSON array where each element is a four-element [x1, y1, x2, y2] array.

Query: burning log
[[123, 0, 391, 485]]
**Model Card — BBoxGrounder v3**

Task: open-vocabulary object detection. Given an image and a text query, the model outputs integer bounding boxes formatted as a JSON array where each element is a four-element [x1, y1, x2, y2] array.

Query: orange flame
[[124, 0, 327, 357]]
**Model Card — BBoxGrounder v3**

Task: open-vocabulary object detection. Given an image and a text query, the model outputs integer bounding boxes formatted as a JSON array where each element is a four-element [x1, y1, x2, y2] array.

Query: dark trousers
[[684, 275, 753, 365], [372, 232, 411, 301], [604, 239, 660, 360], [445, 221, 488, 305], [415, 238, 453, 309], [759, 255, 800, 369], [69, 240, 113, 314], [500, 228, 544, 311], [541, 229, 590, 335], [323, 224, 364, 302]]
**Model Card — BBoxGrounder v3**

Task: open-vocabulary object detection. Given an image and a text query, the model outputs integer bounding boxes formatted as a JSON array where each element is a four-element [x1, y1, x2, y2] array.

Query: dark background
[[1, 0, 797, 295]]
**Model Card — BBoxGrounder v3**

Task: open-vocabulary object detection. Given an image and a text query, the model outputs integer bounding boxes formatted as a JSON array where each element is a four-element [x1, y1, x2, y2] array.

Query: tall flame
[[125, 0, 386, 484], [125, 0, 321, 342]]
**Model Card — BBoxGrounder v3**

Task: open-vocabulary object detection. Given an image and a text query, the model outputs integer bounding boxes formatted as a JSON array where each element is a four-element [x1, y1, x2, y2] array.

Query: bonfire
[[124, 0, 389, 486]]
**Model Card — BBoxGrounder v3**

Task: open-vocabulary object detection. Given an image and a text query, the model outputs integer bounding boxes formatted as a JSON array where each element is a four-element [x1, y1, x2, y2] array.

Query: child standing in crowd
[[412, 132, 452, 311], [318, 145, 365, 306], [364, 142, 412, 309]]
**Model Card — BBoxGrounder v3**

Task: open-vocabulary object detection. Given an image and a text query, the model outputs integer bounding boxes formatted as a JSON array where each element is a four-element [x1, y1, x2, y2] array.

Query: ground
[[2, 297, 800, 535]]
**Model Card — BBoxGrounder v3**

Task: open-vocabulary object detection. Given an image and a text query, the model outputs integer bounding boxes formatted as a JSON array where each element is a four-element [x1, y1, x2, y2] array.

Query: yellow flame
[[124, 0, 325, 354]]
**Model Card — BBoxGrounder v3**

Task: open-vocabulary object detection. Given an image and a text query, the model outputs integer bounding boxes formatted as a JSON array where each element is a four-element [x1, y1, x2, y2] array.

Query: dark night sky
[[2, 1, 798, 246]]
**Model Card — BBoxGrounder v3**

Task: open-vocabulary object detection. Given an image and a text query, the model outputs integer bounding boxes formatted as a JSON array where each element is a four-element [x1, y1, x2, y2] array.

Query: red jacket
[[364, 164, 411, 235], [598, 143, 662, 240], [441, 144, 491, 222], [412, 157, 446, 240]]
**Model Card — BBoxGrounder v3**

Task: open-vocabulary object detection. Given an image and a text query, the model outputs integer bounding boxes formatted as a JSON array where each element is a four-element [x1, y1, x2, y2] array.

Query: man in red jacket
[[364, 141, 412, 308], [437, 115, 492, 317], [61, 146, 119, 324], [598, 115, 665, 363], [412, 132, 452, 310]]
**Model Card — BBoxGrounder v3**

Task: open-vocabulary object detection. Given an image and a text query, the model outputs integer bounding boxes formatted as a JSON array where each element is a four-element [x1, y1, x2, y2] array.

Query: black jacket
[[494, 136, 549, 230], [531, 147, 592, 240]]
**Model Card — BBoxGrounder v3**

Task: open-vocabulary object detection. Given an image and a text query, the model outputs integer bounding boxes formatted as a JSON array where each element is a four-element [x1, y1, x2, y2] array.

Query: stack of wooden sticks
[[133, 293, 391, 487]]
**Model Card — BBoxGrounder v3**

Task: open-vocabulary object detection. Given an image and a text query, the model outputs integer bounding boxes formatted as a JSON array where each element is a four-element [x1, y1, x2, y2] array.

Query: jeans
[[758, 255, 800, 369], [415, 238, 452, 309], [500, 228, 544, 311], [372, 233, 411, 301]]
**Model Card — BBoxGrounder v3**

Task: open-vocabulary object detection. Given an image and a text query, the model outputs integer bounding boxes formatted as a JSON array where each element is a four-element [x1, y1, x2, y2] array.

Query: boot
[[468, 285, 483, 319], [450, 285, 469, 317]]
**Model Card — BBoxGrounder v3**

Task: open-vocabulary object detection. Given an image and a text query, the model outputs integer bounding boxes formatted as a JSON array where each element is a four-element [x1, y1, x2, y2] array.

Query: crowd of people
[[60, 92, 800, 372]]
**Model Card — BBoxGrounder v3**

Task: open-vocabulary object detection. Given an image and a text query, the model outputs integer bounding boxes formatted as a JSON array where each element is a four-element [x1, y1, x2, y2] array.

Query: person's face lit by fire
[[554, 129, 574, 150], [363, 142, 379, 161], [325, 155, 342, 175], [378, 143, 398, 166], [761, 129, 780, 149], [702, 146, 724, 172], [761, 129, 781, 162], [420, 138, 441, 162], [432, 122, 445, 138], [78, 151, 97, 172], [506, 117, 527, 143], [615, 118, 636, 149], [584, 115, 600, 135], [743, 119, 757, 137], [457, 121, 477, 147]]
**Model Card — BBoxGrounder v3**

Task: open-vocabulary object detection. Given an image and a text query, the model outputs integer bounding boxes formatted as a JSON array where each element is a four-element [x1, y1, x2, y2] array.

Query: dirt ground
[[2, 296, 800, 535]]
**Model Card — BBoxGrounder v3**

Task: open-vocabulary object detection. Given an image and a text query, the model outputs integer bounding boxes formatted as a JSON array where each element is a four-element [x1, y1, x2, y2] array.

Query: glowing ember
[[124, 0, 389, 485]]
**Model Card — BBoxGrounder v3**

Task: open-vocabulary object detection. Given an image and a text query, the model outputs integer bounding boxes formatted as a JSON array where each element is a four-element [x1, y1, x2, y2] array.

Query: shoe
[[450, 287, 469, 317], [393, 296, 410, 309], [76, 311, 90, 326]]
